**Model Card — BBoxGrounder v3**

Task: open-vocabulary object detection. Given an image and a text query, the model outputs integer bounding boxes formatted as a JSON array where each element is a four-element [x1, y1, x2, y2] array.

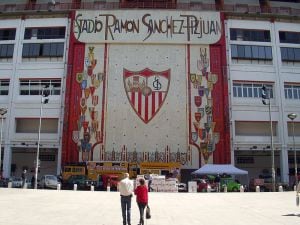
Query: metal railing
[[0, 2, 299, 17]]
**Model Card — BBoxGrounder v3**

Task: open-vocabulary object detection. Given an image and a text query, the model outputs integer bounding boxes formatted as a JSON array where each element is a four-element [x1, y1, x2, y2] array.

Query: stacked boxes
[[149, 175, 178, 193]]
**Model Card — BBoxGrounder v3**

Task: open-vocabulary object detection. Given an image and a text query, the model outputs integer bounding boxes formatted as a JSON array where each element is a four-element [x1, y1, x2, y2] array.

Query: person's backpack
[[146, 205, 151, 219]]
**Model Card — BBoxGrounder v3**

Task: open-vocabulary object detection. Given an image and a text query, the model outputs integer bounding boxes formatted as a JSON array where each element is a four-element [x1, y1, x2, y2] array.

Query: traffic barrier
[[57, 183, 61, 190], [7, 182, 12, 188], [107, 185, 110, 192], [278, 185, 283, 192], [207, 186, 211, 192], [256, 185, 260, 192], [294, 185, 297, 191], [73, 184, 77, 191], [240, 185, 244, 192], [223, 185, 227, 192], [91, 185, 94, 191], [23, 183, 27, 189]]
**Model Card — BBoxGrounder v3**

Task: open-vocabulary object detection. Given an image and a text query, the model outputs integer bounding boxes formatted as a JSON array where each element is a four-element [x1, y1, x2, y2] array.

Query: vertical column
[[3, 145, 11, 178]]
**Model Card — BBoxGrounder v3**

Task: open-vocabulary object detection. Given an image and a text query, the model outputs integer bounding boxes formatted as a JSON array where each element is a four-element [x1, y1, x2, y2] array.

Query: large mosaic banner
[[73, 10, 221, 44]]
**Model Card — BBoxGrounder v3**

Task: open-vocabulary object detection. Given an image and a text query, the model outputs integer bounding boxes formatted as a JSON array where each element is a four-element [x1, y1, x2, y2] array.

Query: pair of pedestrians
[[119, 173, 149, 225]]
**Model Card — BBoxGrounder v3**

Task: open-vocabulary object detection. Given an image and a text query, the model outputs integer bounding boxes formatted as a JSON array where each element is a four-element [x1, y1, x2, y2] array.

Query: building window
[[236, 157, 254, 164], [24, 27, 65, 40], [287, 122, 300, 136], [233, 83, 273, 98], [22, 43, 64, 58], [284, 84, 300, 100], [281, 47, 300, 62], [19, 79, 61, 96], [22, 26, 65, 61], [231, 45, 272, 61], [0, 80, 9, 95], [15, 118, 58, 133], [279, 31, 300, 44], [39, 155, 56, 161], [0, 44, 14, 58], [230, 29, 271, 42], [0, 28, 16, 41], [235, 121, 277, 136]]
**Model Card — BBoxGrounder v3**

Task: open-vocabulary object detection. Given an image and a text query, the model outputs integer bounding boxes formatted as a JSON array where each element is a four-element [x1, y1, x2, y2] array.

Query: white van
[[39, 175, 59, 189]]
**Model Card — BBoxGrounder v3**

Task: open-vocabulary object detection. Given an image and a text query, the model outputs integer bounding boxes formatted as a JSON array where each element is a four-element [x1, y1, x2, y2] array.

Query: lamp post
[[0, 108, 7, 177], [288, 113, 297, 189], [261, 85, 276, 192], [34, 85, 49, 189]]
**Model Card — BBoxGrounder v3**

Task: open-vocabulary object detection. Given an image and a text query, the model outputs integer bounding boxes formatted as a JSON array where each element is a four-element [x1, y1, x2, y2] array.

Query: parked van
[[39, 175, 59, 189]]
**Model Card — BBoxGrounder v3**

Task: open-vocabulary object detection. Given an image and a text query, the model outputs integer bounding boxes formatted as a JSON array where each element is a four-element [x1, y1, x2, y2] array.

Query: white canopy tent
[[191, 164, 248, 175], [191, 164, 249, 186]]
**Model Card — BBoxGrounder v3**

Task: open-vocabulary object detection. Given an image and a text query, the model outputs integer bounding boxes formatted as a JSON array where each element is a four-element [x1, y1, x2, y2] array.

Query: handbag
[[146, 205, 151, 219]]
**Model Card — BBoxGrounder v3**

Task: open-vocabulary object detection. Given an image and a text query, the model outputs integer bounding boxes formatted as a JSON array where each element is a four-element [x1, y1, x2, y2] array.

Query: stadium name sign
[[74, 10, 221, 44]]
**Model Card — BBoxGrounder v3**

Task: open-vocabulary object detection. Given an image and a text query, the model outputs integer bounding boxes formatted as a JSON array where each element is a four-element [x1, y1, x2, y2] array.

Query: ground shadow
[[282, 213, 300, 217]]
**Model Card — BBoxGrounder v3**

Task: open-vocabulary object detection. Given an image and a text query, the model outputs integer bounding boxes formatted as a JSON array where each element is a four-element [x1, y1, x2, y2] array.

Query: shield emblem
[[194, 96, 202, 107], [198, 128, 203, 140], [82, 121, 89, 132], [81, 105, 87, 115], [211, 73, 218, 84], [92, 95, 99, 106], [72, 130, 80, 144], [84, 57, 90, 67], [207, 143, 214, 152], [190, 73, 196, 83], [191, 132, 198, 142], [198, 128, 207, 140], [84, 88, 90, 99], [205, 105, 212, 115], [198, 108, 205, 117], [76, 73, 84, 84], [207, 115, 212, 123], [207, 81, 213, 91], [87, 65, 93, 76], [196, 74, 202, 85], [198, 87, 205, 96], [213, 132, 220, 144], [205, 122, 211, 133], [195, 112, 201, 122], [205, 88, 210, 97], [89, 107, 95, 118], [81, 80, 87, 90], [90, 86, 95, 96], [123, 68, 170, 124]]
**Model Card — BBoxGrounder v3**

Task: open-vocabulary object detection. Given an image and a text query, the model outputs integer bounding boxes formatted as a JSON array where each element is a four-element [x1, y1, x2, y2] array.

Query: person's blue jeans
[[137, 202, 147, 225], [121, 195, 132, 225]]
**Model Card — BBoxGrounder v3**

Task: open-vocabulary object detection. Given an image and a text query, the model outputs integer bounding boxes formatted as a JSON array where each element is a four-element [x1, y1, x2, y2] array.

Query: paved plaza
[[0, 188, 299, 225]]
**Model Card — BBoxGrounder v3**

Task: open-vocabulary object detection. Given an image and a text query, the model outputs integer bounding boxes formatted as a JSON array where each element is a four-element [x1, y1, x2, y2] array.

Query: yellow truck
[[139, 162, 181, 180]]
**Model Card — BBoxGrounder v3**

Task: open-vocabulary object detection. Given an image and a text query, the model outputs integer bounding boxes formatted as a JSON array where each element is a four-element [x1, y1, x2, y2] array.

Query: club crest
[[123, 68, 171, 124]]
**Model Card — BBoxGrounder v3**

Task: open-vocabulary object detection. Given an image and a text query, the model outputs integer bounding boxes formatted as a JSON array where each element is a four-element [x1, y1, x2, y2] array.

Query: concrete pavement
[[0, 188, 299, 225]]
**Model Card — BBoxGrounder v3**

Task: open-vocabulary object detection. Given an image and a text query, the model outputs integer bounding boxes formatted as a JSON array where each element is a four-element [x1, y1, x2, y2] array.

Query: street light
[[288, 113, 297, 189], [0, 108, 7, 177], [261, 85, 276, 192], [34, 85, 49, 189]]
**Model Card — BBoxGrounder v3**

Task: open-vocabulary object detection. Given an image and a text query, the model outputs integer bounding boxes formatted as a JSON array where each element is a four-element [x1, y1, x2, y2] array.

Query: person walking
[[119, 173, 134, 225], [21, 169, 27, 188], [134, 178, 148, 225], [31, 175, 35, 189], [215, 174, 221, 192]]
